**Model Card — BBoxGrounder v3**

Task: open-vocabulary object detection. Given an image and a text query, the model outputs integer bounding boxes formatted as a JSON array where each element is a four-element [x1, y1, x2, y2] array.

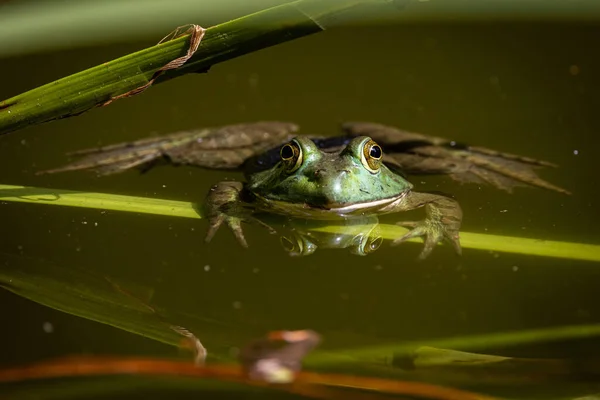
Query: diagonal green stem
[[1, 183, 599, 262], [0, 0, 383, 136]]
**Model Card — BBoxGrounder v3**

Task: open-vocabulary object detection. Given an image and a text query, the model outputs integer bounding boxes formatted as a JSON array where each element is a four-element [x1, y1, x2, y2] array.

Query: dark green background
[[1, 21, 599, 398]]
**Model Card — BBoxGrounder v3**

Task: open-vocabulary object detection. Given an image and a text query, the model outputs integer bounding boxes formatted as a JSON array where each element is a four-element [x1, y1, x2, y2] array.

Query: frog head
[[247, 136, 412, 209]]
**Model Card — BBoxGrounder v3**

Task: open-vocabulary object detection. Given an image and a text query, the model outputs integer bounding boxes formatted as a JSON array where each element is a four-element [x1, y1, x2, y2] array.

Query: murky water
[[1, 22, 600, 399]]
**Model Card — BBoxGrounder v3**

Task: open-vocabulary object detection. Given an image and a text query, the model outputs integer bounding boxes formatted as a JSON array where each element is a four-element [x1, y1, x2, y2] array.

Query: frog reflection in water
[[46, 122, 569, 259], [277, 217, 385, 257]]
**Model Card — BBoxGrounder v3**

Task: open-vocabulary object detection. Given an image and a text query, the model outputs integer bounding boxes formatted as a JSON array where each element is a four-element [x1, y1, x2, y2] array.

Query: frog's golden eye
[[361, 139, 383, 173], [280, 141, 303, 173]]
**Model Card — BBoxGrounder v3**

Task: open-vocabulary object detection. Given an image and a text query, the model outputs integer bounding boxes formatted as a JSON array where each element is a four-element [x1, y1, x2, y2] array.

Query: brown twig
[[101, 24, 205, 106], [0, 356, 498, 400], [298, 371, 498, 400]]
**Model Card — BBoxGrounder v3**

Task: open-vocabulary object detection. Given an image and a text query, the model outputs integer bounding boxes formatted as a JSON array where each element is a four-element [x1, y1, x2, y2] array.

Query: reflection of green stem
[[1, 183, 599, 262]]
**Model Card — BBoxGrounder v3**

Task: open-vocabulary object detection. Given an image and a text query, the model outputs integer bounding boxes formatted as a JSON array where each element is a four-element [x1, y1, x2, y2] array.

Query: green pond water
[[1, 20, 600, 399]]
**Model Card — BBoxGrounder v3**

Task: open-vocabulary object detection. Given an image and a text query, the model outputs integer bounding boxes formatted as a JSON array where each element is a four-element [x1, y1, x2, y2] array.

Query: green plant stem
[[306, 322, 600, 366], [0, 0, 382, 136], [1, 183, 599, 262]]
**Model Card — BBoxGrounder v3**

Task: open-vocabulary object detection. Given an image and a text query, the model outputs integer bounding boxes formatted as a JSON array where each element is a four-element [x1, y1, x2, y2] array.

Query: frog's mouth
[[322, 196, 400, 212], [313, 193, 406, 213], [256, 192, 407, 219]]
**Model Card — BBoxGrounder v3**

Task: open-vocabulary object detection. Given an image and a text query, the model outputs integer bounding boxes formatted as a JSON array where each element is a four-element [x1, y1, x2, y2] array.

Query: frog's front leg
[[392, 192, 462, 259], [204, 181, 275, 247]]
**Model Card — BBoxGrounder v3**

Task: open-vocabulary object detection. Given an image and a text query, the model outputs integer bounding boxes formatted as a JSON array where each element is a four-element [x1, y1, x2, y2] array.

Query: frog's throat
[[253, 192, 409, 219]]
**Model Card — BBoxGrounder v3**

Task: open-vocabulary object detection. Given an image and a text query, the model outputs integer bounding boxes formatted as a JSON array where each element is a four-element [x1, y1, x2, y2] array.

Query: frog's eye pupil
[[281, 144, 294, 160], [370, 145, 382, 159], [361, 139, 382, 173], [280, 141, 303, 173]]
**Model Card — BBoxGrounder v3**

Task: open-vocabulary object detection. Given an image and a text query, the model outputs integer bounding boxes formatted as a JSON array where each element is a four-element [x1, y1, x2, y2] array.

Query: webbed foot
[[392, 191, 462, 259], [205, 181, 276, 247], [41, 122, 299, 176]]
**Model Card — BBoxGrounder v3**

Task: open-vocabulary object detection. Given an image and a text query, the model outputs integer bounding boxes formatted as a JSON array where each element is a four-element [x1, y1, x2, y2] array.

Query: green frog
[[45, 121, 569, 259]]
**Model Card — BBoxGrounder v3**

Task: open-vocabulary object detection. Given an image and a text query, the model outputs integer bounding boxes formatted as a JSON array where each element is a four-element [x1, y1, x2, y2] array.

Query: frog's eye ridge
[[361, 139, 383, 173], [280, 141, 303, 172]]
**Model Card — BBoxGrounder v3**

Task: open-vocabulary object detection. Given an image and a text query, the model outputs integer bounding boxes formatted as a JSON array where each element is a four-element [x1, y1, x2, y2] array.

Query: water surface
[[1, 22, 599, 399]]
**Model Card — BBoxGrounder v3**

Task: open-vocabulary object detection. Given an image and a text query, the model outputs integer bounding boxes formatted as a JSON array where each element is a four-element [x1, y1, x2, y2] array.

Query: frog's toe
[[205, 214, 249, 248], [445, 229, 462, 256], [227, 217, 249, 248], [205, 214, 225, 244], [396, 220, 419, 229], [392, 220, 425, 244], [392, 222, 435, 259], [392, 220, 461, 259], [430, 225, 462, 258]]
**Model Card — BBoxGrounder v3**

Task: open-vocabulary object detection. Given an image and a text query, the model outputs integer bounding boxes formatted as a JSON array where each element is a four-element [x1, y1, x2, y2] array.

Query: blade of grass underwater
[[0, 183, 599, 262], [0, 0, 386, 136], [304, 322, 600, 367]]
